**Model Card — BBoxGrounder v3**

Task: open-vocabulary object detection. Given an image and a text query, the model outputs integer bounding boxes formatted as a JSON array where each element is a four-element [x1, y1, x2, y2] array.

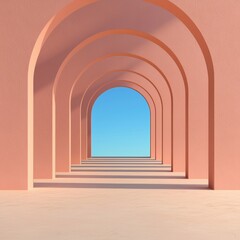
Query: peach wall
[[0, 0, 71, 189], [1, 0, 240, 190], [186, 0, 240, 189]]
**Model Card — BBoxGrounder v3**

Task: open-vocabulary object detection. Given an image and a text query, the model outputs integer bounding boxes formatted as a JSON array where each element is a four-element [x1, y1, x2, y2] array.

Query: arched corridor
[[1, 1, 240, 239]]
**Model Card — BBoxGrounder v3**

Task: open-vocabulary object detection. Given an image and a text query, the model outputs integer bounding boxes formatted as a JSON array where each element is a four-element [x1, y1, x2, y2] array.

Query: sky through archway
[[91, 87, 150, 157]]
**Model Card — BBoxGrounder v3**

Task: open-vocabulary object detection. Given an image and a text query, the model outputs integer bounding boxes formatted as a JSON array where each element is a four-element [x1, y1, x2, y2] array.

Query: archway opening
[[91, 87, 151, 158]]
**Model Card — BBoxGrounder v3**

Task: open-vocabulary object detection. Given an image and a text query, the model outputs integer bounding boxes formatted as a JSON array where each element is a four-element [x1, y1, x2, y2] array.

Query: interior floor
[[1, 159, 240, 240]]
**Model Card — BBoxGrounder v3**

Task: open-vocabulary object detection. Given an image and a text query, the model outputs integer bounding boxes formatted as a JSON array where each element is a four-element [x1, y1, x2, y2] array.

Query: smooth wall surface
[[0, 0, 240, 189]]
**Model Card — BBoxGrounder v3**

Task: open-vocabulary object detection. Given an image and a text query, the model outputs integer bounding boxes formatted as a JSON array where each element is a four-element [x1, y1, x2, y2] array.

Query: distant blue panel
[[91, 87, 150, 157]]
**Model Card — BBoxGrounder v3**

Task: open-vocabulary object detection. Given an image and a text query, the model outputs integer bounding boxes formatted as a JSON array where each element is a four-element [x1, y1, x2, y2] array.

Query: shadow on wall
[[34, 0, 174, 92]]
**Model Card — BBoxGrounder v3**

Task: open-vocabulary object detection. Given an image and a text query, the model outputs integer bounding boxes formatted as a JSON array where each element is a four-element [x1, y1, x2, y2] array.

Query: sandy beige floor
[[1, 159, 240, 240]]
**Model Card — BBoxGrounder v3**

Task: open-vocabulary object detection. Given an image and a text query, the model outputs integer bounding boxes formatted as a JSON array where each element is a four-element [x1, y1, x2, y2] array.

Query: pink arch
[[86, 80, 157, 160], [69, 53, 174, 163], [71, 67, 168, 168], [28, 0, 214, 187], [79, 70, 164, 162]]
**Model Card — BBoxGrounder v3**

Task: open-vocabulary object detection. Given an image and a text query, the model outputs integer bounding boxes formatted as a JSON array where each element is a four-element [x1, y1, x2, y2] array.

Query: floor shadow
[[85, 160, 160, 162], [71, 169, 171, 173], [71, 165, 169, 168], [56, 174, 185, 180], [34, 182, 208, 190], [81, 162, 164, 165]]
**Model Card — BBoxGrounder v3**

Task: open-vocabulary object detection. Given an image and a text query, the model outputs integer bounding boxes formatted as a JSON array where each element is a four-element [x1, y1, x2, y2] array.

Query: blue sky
[[91, 87, 150, 157]]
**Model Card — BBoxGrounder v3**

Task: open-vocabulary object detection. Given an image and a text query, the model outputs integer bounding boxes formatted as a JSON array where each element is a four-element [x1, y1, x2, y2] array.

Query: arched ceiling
[[34, 0, 207, 94]]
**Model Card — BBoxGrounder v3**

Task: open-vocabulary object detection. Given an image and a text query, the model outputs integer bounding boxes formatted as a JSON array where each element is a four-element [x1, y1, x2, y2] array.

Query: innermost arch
[[91, 87, 151, 158]]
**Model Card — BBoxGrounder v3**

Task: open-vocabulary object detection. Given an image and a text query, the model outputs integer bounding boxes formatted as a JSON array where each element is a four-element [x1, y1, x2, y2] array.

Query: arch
[[52, 31, 185, 172], [28, 0, 213, 188], [71, 64, 170, 166], [68, 54, 176, 169], [46, 30, 188, 178], [33, 17, 188, 182], [88, 82, 155, 159], [55, 54, 174, 172], [83, 79, 159, 161], [53, 31, 187, 174], [80, 73, 163, 161], [71, 70, 165, 166]]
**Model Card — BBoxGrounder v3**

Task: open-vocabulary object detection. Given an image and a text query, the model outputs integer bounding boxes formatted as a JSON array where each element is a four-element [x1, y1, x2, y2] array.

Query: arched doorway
[[91, 87, 151, 158]]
